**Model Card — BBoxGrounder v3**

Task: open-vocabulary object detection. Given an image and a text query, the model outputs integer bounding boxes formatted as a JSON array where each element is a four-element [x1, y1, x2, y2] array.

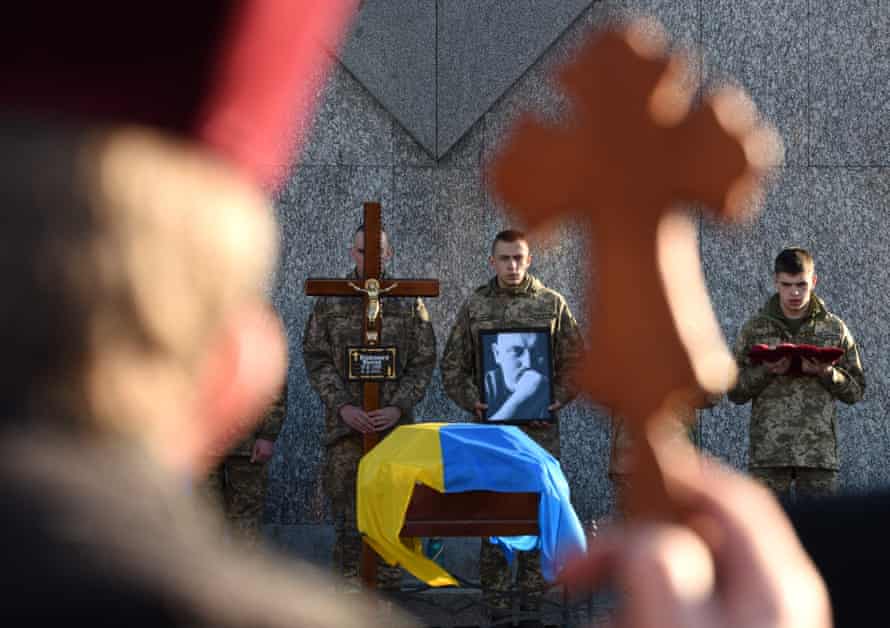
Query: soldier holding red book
[[728, 247, 865, 496]]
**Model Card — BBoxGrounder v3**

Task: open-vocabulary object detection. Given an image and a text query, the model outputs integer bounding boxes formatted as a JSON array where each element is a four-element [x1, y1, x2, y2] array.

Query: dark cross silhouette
[[489, 20, 781, 519], [305, 201, 440, 586]]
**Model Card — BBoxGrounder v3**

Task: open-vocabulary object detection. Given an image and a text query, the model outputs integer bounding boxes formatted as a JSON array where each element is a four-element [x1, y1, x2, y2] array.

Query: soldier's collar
[[490, 274, 536, 296], [764, 293, 826, 324]]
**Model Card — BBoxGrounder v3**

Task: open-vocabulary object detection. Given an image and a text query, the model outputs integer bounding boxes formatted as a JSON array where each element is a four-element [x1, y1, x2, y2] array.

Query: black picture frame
[[478, 327, 555, 423]]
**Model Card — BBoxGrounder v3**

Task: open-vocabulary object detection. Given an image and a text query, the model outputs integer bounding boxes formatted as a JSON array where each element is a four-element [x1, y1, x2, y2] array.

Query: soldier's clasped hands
[[250, 438, 275, 464], [367, 406, 402, 431], [339, 404, 402, 433], [339, 404, 374, 433]]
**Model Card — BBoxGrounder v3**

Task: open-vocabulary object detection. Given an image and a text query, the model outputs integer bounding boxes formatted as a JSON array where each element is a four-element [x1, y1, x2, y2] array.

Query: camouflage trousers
[[750, 466, 838, 498], [481, 421, 560, 611], [324, 435, 402, 590], [201, 455, 268, 549], [481, 540, 549, 611]]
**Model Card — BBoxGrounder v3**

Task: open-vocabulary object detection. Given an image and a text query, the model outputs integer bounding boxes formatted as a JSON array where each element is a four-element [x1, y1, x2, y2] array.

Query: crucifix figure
[[304, 201, 439, 587], [489, 19, 782, 519]]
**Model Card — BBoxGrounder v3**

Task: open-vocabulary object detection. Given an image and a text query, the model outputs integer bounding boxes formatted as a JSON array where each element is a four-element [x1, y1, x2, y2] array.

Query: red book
[[748, 343, 844, 376]]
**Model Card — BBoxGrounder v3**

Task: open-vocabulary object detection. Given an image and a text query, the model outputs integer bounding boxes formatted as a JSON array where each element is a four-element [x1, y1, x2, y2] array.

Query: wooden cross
[[488, 20, 781, 519], [304, 201, 440, 586]]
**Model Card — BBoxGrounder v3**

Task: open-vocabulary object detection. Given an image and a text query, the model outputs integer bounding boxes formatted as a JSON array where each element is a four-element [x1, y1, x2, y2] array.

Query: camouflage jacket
[[441, 274, 583, 426], [303, 273, 436, 447], [728, 294, 865, 469], [229, 383, 288, 457]]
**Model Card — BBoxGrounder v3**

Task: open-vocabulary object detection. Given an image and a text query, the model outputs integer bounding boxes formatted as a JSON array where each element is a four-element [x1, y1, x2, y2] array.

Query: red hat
[[0, 1, 356, 190]]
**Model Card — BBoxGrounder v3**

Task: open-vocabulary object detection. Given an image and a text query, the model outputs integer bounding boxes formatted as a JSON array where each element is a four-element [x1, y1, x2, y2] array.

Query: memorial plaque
[[347, 346, 398, 381]]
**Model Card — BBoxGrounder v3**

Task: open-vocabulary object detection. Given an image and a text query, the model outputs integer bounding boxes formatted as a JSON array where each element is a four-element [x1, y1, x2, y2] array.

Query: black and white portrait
[[479, 328, 554, 423]]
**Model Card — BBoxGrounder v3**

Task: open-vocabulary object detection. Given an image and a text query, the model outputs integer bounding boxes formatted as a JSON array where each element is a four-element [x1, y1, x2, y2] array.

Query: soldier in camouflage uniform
[[303, 227, 436, 591], [202, 384, 287, 549], [440, 229, 583, 621], [729, 248, 864, 497]]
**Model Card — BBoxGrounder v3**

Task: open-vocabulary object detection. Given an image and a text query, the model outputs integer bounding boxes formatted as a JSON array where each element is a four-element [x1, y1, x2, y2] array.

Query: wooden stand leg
[[361, 540, 378, 589], [360, 431, 381, 590]]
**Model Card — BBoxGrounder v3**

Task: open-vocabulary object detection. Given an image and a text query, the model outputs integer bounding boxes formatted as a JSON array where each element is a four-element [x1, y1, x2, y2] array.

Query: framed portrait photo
[[478, 327, 555, 423]]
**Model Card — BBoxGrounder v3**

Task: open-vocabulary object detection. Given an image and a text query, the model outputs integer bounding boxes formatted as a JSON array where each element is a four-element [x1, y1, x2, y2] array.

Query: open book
[[748, 343, 843, 376]]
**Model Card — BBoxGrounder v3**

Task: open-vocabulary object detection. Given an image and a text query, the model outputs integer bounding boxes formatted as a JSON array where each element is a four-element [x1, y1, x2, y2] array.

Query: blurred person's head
[[1, 118, 286, 475]]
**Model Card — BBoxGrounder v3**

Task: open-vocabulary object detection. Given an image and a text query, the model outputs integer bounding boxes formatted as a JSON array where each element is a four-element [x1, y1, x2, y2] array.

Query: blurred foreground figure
[[0, 118, 414, 627], [0, 3, 414, 625]]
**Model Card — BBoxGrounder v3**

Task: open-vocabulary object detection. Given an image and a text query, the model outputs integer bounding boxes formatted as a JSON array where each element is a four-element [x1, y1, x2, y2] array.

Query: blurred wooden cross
[[489, 20, 781, 519]]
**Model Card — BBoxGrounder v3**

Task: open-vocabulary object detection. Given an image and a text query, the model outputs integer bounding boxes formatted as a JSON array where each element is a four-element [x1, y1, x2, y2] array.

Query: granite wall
[[264, 0, 890, 551]]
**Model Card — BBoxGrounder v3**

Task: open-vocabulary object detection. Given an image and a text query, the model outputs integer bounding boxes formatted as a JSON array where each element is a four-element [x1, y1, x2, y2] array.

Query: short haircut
[[353, 224, 390, 250], [491, 229, 528, 256], [774, 247, 815, 275]]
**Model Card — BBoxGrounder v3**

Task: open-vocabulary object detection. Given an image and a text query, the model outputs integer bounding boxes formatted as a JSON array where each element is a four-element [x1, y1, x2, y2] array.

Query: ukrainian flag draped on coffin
[[357, 423, 587, 587]]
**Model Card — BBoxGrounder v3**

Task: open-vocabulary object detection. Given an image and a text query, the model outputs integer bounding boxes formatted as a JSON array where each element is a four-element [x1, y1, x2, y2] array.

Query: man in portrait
[[483, 331, 552, 422]]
